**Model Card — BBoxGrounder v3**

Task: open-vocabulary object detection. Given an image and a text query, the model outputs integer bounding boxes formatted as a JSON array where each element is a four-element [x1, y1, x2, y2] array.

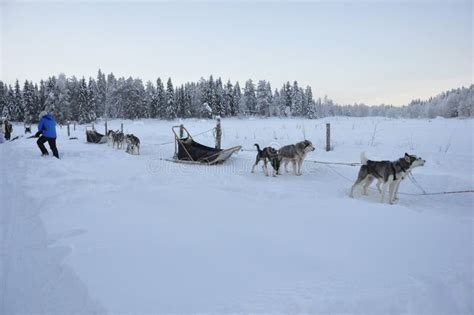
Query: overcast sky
[[1, 0, 472, 106]]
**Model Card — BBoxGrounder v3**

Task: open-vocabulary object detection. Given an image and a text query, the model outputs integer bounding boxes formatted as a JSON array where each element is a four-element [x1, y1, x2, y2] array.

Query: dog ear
[[405, 154, 410, 162]]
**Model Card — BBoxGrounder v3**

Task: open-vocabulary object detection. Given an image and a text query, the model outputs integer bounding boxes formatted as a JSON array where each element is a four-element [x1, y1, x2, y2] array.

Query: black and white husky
[[125, 134, 140, 155], [278, 140, 315, 176], [107, 130, 125, 149], [349, 152, 426, 204], [252, 144, 280, 176]]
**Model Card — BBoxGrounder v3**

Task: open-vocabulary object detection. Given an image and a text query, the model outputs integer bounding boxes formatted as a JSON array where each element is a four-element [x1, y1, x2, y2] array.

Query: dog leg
[[251, 160, 259, 173], [363, 177, 374, 195], [263, 160, 269, 176], [388, 181, 396, 204], [297, 159, 303, 175], [380, 182, 387, 203], [376, 179, 383, 193], [393, 180, 402, 201], [292, 160, 298, 175], [284, 161, 289, 173], [350, 179, 362, 198]]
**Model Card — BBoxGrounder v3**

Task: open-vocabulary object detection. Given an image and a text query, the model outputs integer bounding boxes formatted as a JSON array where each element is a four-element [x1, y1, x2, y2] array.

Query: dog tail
[[254, 143, 262, 153], [360, 152, 368, 165]]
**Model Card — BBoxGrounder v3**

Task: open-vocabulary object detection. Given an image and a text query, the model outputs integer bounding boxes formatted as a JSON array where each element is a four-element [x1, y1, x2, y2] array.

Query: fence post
[[74, 122, 76, 131], [105, 121, 108, 134], [67, 122, 70, 137], [326, 123, 331, 151], [215, 117, 222, 149], [179, 124, 184, 138], [92, 122, 95, 131], [121, 123, 123, 133]]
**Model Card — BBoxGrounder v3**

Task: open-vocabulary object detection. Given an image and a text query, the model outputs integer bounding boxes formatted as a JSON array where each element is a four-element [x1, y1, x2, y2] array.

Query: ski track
[[1, 117, 473, 314]]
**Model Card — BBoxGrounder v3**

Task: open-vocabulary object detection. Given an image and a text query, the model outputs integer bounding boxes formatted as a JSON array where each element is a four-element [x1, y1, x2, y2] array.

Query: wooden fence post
[[67, 122, 70, 137], [326, 123, 331, 151], [121, 123, 123, 133], [105, 121, 108, 134], [215, 117, 222, 149], [73, 122, 76, 131], [179, 124, 184, 138], [92, 122, 95, 131]]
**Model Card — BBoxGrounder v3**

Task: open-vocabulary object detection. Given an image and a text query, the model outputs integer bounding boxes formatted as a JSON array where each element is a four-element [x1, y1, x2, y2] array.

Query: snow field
[[1, 117, 473, 314]]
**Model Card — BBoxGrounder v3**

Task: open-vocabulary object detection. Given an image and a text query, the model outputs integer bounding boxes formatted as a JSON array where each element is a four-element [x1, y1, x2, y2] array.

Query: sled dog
[[109, 130, 125, 149], [125, 134, 140, 155], [349, 152, 425, 204], [278, 140, 315, 176], [252, 144, 280, 176]]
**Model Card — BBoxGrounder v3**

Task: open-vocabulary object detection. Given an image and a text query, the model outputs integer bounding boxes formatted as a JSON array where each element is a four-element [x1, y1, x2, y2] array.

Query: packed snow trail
[[1, 117, 473, 314], [0, 144, 105, 314]]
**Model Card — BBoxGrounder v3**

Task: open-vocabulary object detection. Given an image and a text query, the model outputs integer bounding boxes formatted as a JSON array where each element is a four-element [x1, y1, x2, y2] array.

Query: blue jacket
[[38, 114, 57, 138]]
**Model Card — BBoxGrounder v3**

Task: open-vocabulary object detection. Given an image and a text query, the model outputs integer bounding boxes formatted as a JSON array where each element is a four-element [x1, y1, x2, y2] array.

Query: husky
[[252, 144, 280, 176], [107, 130, 117, 146], [110, 130, 125, 149], [349, 152, 426, 204], [278, 140, 315, 176], [24, 123, 31, 134], [125, 134, 140, 155]]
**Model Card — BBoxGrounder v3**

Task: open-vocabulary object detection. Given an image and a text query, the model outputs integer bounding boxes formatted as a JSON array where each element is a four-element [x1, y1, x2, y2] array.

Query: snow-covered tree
[[95, 69, 107, 118], [256, 80, 272, 116], [242, 79, 257, 115], [156, 78, 166, 119], [165, 78, 176, 119]]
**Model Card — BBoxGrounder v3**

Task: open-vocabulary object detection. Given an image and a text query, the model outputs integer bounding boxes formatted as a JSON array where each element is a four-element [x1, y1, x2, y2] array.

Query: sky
[[1, 0, 472, 106]]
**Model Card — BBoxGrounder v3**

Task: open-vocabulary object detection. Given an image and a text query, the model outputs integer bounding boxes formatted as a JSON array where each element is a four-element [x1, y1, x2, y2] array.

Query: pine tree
[[256, 80, 271, 116], [223, 80, 235, 117], [280, 82, 292, 117], [145, 81, 157, 118], [233, 81, 242, 116], [156, 78, 166, 119], [23, 80, 36, 123], [165, 78, 176, 119], [12, 80, 24, 121], [38, 80, 47, 112], [0, 82, 7, 119], [87, 78, 97, 121], [272, 89, 281, 117], [242, 79, 257, 115], [214, 77, 224, 117], [3, 86, 14, 119], [105, 73, 118, 119], [303, 86, 316, 118], [183, 84, 192, 118], [67, 76, 81, 121], [77, 78, 94, 123], [95, 69, 107, 118], [291, 81, 303, 116], [55, 74, 71, 123]]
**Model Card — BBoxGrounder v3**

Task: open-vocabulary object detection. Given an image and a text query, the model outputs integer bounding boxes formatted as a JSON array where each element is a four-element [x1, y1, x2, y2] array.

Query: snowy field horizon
[[1, 116, 473, 314]]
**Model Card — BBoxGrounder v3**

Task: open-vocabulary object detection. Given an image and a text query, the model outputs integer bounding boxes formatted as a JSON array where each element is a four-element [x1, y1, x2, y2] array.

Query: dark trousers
[[5, 131, 10, 140], [37, 136, 59, 158]]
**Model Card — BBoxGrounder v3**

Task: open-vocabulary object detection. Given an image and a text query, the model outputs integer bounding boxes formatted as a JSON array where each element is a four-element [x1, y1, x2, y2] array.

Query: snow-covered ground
[[1, 117, 473, 314]]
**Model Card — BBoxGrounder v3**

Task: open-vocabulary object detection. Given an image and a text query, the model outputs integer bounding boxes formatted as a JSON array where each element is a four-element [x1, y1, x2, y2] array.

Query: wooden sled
[[171, 125, 241, 165]]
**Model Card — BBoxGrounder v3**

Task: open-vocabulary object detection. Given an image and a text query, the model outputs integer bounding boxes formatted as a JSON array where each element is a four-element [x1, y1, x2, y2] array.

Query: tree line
[[0, 70, 472, 124]]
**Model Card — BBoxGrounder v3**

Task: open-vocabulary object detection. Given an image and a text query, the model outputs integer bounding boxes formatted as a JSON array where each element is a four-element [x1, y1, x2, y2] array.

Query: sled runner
[[86, 129, 108, 144], [171, 125, 241, 165]]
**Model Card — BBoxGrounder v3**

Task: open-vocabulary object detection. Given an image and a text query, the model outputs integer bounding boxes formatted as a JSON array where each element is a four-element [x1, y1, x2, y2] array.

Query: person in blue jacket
[[35, 111, 60, 158]]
